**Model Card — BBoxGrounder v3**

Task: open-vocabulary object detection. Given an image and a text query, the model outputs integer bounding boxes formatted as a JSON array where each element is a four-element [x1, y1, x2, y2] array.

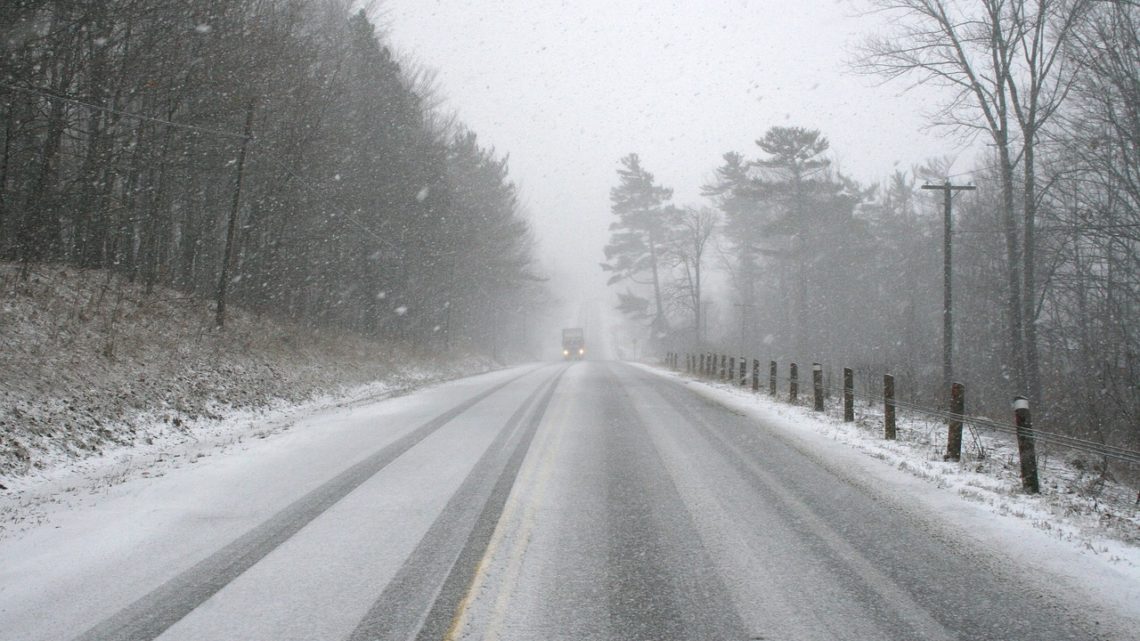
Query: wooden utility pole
[[733, 302, 754, 356], [921, 181, 975, 401], [215, 99, 256, 328]]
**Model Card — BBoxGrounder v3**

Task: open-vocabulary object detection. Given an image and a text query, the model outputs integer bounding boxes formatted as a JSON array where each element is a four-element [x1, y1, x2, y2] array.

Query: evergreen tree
[[601, 153, 676, 336]]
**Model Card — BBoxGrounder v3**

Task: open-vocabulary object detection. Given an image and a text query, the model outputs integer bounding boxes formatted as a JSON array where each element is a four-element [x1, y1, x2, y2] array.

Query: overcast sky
[[379, 0, 976, 313]]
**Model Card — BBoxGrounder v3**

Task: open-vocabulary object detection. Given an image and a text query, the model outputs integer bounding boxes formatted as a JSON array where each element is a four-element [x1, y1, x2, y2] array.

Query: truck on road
[[562, 328, 585, 360]]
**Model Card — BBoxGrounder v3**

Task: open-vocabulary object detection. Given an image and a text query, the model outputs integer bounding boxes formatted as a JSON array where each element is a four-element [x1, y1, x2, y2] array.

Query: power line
[[251, 151, 406, 255], [2, 81, 413, 252], [0, 81, 249, 140], [956, 223, 1140, 235], [2, 81, 436, 260]]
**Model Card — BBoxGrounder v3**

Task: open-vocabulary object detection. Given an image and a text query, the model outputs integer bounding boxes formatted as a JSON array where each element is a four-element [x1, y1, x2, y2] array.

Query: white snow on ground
[[638, 363, 1140, 622], [0, 366, 541, 641], [0, 363, 492, 541], [0, 264, 503, 534], [0, 264, 505, 481]]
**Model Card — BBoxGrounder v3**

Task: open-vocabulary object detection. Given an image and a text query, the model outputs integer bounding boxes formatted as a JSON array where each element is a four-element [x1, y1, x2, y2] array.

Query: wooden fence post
[[812, 363, 824, 411], [1013, 397, 1040, 493], [789, 363, 798, 403], [739, 357, 747, 387], [752, 359, 760, 392], [945, 382, 964, 462], [769, 361, 777, 396], [843, 367, 854, 422], [720, 355, 727, 381], [728, 357, 735, 383], [884, 374, 896, 440]]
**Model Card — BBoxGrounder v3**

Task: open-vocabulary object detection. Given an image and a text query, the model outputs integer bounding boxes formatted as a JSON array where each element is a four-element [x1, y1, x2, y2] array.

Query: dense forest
[[604, 1, 1138, 458], [0, 0, 543, 356]]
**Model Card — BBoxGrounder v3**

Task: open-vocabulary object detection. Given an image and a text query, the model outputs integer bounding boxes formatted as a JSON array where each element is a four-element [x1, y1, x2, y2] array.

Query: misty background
[[1, 1, 1136, 460], [382, 0, 963, 324]]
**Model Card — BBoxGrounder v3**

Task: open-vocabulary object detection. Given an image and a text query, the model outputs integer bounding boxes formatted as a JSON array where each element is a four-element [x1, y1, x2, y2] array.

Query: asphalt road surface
[[0, 362, 1126, 640]]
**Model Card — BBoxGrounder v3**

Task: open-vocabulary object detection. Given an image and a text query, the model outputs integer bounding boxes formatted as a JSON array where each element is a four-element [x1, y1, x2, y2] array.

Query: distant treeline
[[0, 0, 542, 354], [605, 2, 1139, 456]]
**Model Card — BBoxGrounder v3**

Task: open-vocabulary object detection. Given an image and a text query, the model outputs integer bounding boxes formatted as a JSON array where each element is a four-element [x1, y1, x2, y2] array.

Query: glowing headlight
[[563, 349, 569, 356]]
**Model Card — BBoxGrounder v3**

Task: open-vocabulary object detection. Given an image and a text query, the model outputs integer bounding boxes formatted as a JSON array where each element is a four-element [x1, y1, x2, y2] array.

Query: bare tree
[[1041, 2, 1140, 449], [665, 205, 718, 346], [856, 0, 1092, 407], [0, 1, 544, 358]]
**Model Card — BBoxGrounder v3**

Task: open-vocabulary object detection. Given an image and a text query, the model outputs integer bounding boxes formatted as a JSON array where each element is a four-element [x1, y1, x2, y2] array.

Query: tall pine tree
[[601, 153, 676, 336]]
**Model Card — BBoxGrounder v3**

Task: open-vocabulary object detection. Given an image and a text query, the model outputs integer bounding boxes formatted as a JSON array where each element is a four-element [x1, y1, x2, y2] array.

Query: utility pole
[[921, 180, 976, 401], [700, 300, 714, 346], [216, 98, 256, 328], [733, 302, 754, 356]]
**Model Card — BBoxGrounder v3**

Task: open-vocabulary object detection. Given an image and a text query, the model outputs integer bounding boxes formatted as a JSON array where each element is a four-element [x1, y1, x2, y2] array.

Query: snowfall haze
[[2, 1, 1139, 640], [380, 0, 960, 313]]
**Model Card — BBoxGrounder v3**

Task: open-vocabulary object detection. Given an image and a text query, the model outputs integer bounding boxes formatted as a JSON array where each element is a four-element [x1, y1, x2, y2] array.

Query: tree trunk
[[0, 100, 12, 257], [648, 229, 666, 334], [694, 241, 702, 346], [1022, 133, 1043, 410], [998, 137, 1026, 396]]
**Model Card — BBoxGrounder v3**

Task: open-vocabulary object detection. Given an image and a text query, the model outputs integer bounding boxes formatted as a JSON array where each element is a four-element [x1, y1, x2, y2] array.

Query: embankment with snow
[[0, 264, 494, 487]]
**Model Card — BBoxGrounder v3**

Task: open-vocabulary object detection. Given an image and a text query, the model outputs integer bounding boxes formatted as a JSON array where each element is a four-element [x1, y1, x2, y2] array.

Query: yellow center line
[[482, 398, 567, 640], [443, 382, 569, 640]]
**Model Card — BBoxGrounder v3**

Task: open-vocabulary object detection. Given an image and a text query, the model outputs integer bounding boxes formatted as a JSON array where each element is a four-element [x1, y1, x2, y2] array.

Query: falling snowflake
[[195, 24, 212, 34], [416, 186, 430, 202], [376, 291, 387, 300], [395, 305, 408, 316]]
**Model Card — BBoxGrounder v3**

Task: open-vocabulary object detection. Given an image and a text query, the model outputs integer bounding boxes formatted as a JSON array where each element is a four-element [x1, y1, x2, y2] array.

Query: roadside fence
[[662, 351, 1140, 495]]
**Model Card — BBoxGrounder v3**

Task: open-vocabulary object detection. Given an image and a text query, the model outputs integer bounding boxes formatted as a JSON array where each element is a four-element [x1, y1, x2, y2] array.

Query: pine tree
[[601, 153, 676, 335]]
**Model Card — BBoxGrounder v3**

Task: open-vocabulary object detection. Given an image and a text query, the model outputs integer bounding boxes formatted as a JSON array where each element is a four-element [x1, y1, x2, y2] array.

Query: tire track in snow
[[70, 366, 545, 641], [347, 364, 568, 641]]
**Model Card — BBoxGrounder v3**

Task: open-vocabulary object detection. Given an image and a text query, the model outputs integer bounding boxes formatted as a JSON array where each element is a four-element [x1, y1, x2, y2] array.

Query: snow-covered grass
[[643, 364, 1140, 559], [0, 263, 495, 497]]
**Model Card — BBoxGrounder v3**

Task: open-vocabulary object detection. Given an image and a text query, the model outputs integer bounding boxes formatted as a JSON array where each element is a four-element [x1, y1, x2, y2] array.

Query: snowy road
[[0, 362, 1129, 640]]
